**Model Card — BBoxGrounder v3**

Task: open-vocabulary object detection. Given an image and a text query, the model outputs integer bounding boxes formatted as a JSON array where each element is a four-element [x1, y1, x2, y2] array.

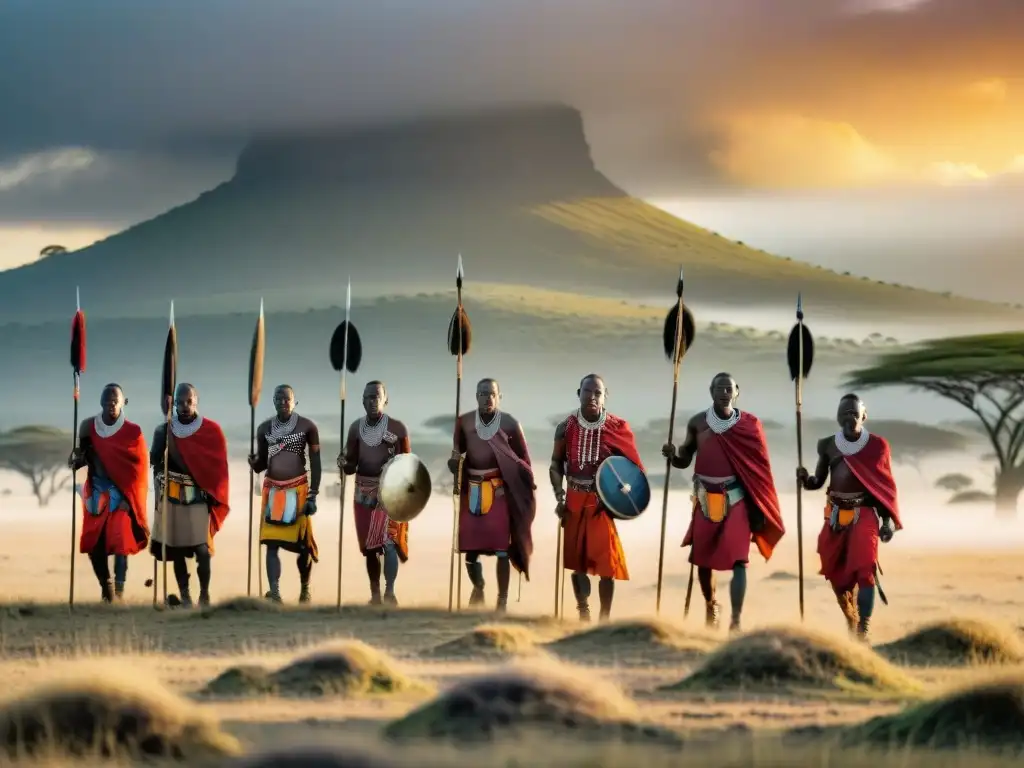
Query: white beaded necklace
[[475, 410, 502, 441], [171, 412, 203, 439], [705, 406, 740, 434], [835, 428, 870, 456], [93, 411, 124, 439], [360, 414, 389, 447], [575, 408, 607, 469], [269, 412, 298, 442]]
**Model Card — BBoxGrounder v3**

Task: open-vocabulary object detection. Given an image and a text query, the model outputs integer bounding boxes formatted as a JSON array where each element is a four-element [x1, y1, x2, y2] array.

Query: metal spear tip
[[259, 296, 264, 317], [676, 265, 685, 296], [76, 285, 81, 311], [457, 253, 464, 279], [346, 277, 352, 311], [169, 300, 175, 325]]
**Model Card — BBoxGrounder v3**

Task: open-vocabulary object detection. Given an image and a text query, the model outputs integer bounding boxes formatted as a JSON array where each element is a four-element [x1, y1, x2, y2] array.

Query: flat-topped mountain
[[1, 103, 1018, 325]]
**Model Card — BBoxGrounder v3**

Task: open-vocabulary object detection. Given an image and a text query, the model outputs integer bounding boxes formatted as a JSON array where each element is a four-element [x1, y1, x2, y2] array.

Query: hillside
[[1, 104, 1018, 325]]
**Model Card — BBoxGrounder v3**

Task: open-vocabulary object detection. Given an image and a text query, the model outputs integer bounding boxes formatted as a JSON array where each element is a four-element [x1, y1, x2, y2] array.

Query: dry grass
[[384, 656, 679, 746], [839, 667, 1024, 754], [421, 623, 545, 661], [663, 625, 923, 698], [545, 618, 717, 666], [0, 668, 240, 762], [877, 619, 1024, 667], [201, 640, 429, 699]]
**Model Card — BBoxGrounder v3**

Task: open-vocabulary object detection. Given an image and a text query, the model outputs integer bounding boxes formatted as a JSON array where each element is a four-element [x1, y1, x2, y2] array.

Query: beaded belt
[[567, 476, 594, 492], [156, 470, 203, 505]]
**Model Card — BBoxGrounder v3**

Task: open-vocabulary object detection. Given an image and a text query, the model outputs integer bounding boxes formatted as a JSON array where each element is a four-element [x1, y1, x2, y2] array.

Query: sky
[[0, 0, 1021, 294]]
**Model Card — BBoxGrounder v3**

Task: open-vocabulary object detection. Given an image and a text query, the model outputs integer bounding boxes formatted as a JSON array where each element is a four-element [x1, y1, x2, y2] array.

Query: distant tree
[[0, 426, 75, 506], [423, 414, 453, 433], [948, 489, 994, 505], [846, 333, 1024, 517], [38, 244, 67, 258], [934, 473, 974, 493]]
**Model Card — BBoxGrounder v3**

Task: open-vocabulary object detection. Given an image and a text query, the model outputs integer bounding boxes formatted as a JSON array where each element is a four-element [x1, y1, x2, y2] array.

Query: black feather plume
[[447, 306, 472, 356], [161, 324, 177, 416], [787, 323, 814, 380], [330, 321, 363, 373], [663, 304, 696, 361]]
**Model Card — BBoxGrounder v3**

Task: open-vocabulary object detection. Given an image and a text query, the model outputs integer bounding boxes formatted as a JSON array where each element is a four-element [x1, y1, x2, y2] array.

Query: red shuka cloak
[[841, 434, 902, 529], [709, 411, 786, 560], [82, 420, 150, 555], [172, 418, 231, 540], [596, 413, 644, 471]]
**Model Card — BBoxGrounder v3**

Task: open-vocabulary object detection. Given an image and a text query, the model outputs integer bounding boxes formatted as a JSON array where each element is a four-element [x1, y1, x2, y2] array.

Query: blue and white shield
[[596, 455, 651, 520]]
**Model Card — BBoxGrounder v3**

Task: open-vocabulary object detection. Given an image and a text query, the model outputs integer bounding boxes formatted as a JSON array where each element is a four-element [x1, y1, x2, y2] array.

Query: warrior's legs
[[855, 578, 876, 641], [571, 572, 592, 622], [172, 557, 192, 607], [382, 542, 399, 606], [195, 544, 212, 605], [264, 545, 282, 602], [697, 567, 720, 629], [494, 553, 511, 612], [365, 552, 382, 604], [113, 555, 128, 600], [297, 551, 313, 603], [597, 577, 614, 621], [729, 562, 747, 632], [833, 584, 858, 634], [88, 544, 114, 603], [465, 553, 485, 606]]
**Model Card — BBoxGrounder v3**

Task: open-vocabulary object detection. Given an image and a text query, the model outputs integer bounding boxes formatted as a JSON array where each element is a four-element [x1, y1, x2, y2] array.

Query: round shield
[[378, 453, 432, 523], [596, 455, 651, 520]]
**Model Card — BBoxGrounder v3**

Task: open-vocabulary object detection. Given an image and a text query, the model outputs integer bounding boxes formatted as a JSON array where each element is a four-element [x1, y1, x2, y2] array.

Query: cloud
[[0, 0, 1022, 219], [0, 148, 99, 192], [708, 113, 897, 189]]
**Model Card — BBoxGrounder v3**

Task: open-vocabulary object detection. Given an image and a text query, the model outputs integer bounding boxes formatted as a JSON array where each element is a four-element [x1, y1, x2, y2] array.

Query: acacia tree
[[846, 333, 1024, 517], [0, 426, 75, 506]]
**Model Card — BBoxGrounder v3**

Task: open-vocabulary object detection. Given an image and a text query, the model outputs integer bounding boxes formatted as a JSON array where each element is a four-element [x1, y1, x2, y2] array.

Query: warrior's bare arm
[[671, 415, 701, 469], [149, 425, 166, 470], [393, 421, 411, 455], [70, 419, 92, 469], [340, 421, 360, 473], [249, 422, 269, 473], [799, 439, 830, 491], [307, 423, 322, 495], [447, 418, 467, 473], [549, 421, 567, 503]]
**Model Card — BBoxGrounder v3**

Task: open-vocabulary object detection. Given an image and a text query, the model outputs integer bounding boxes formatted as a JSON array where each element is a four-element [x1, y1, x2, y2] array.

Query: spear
[[787, 293, 814, 621], [157, 301, 178, 608], [68, 287, 86, 609], [246, 299, 266, 596], [657, 267, 697, 616], [329, 278, 363, 611], [447, 254, 472, 612]]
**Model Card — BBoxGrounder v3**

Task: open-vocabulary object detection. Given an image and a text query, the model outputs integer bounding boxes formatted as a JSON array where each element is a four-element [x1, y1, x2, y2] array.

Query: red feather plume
[[70, 310, 86, 374]]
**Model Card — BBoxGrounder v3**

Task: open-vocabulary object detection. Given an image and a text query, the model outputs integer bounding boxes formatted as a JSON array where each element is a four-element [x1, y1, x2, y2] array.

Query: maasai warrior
[[663, 373, 786, 632], [448, 378, 536, 612], [797, 393, 901, 641], [150, 383, 230, 607], [339, 381, 412, 606], [67, 384, 149, 602], [550, 374, 642, 622], [248, 384, 322, 603]]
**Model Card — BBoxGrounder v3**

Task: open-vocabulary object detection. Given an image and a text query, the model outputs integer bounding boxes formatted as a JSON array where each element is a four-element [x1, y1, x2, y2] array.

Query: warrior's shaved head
[[840, 393, 865, 409], [99, 383, 126, 422], [365, 380, 387, 397], [837, 393, 867, 432], [477, 377, 501, 394], [363, 380, 388, 419], [273, 384, 296, 420], [174, 382, 199, 422], [578, 374, 607, 420]]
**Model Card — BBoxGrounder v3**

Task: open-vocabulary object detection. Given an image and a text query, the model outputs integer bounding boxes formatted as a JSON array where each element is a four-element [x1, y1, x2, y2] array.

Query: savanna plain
[[0, 464, 1022, 767]]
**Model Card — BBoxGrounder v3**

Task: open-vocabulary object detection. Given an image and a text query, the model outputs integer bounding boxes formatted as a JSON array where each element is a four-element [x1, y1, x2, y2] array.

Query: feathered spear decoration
[[447, 254, 472, 612], [156, 301, 178, 608], [246, 298, 266, 597], [68, 287, 86, 608], [329, 278, 363, 610], [786, 293, 814, 621]]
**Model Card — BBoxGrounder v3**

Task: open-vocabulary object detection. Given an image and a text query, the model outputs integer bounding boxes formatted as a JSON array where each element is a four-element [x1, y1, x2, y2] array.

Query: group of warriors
[[68, 370, 901, 641]]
